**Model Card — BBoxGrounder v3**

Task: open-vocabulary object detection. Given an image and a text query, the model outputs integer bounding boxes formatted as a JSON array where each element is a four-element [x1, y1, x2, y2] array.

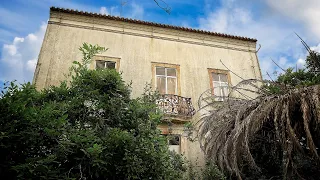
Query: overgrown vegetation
[[265, 38, 320, 95], [185, 159, 225, 180], [198, 38, 320, 179], [0, 43, 186, 179], [201, 161, 226, 180]]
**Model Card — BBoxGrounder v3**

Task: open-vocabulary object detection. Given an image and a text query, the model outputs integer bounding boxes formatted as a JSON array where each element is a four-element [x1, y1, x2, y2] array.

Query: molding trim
[[48, 21, 256, 53], [50, 7, 257, 42]]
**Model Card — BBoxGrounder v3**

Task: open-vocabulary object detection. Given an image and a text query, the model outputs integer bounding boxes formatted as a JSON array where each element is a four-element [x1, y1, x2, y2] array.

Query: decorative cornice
[[48, 21, 256, 53], [50, 7, 257, 42]]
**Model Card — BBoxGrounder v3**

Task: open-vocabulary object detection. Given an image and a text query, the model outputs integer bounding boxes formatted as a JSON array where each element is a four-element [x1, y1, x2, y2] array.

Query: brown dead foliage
[[198, 85, 320, 179]]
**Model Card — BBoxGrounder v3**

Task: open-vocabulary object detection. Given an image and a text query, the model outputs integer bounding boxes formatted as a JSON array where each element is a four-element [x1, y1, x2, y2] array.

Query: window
[[164, 135, 181, 153], [168, 135, 180, 153], [96, 60, 116, 69], [156, 67, 177, 94], [208, 69, 230, 101], [91, 55, 120, 71], [152, 63, 181, 95]]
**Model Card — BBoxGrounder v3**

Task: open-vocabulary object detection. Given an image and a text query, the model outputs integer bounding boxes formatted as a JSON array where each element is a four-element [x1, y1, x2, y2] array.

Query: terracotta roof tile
[[50, 7, 257, 42]]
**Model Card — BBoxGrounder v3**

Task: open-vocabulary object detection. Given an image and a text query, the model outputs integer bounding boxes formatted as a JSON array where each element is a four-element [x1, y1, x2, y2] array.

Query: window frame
[[152, 62, 181, 95], [155, 67, 177, 95], [162, 133, 181, 153], [91, 55, 120, 71], [167, 134, 181, 153], [208, 68, 231, 98], [158, 125, 182, 153]]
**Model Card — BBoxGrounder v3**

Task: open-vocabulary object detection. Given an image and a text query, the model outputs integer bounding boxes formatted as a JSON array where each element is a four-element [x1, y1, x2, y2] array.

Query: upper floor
[[33, 7, 262, 120]]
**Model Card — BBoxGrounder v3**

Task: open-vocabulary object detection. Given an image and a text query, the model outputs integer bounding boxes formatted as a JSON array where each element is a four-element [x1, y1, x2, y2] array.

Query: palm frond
[[198, 84, 320, 179]]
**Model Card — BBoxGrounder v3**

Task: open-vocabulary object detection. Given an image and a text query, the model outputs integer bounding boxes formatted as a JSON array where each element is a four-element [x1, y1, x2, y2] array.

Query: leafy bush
[[201, 161, 225, 180], [0, 43, 185, 179], [185, 160, 225, 180]]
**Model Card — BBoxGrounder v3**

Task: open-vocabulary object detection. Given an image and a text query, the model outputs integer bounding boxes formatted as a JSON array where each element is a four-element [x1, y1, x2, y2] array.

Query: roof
[[50, 7, 257, 42]]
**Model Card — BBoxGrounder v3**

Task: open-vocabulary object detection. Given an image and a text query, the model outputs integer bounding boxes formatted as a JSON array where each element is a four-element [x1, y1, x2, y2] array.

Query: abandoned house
[[33, 7, 262, 166]]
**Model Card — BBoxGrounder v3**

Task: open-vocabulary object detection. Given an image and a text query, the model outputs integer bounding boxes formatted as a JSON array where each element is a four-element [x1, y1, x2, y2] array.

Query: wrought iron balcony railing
[[156, 94, 196, 118]]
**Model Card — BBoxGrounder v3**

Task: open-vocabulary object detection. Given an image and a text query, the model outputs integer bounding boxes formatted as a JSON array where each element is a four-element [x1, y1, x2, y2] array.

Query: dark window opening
[[96, 60, 116, 69], [162, 134, 181, 153], [169, 135, 180, 145]]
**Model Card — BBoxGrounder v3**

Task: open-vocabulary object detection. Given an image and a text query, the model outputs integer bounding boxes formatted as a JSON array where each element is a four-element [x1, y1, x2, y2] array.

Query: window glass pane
[[156, 67, 165, 75], [96, 60, 116, 69], [213, 88, 221, 96], [167, 78, 176, 94], [167, 68, 176, 77], [220, 74, 228, 82], [169, 145, 180, 153], [213, 82, 221, 96], [212, 73, 219, 81], [156, 77, 166, 94], [106, 61, 116, 69], [221, 86, 229, 97], [221, 82, 228, 87], [96, 60, 105, 69], [213, 82, 221, 88]]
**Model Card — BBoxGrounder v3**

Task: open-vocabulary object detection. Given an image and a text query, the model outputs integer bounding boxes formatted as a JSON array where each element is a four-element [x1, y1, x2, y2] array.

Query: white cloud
[[26, 33, 38, 41], [259, 57, 275, 77], [110, 7, 119, 16], [278, 57, 288, 67], [100, 7, 109, 15], [130, 2, 144, 19], [26, 59, 37, 72], [297, 58, 306, 69], [99, 2, 143, 19], [311, 43, 320, 53], [199, 9, 228, 33], [292, 43, 320, 70], [199, 0, 317, 79], [0, 22, 47, 83], [0, 1, 144, 84], [266, 0, 320, 39], [99, 6, 120, 16], [181, 21, 191, 28], [99, 3, 143, 19]]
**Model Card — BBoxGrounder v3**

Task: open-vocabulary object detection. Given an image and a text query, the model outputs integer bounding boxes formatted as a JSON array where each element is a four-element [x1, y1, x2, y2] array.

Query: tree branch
[[153, 0, 171, 14]]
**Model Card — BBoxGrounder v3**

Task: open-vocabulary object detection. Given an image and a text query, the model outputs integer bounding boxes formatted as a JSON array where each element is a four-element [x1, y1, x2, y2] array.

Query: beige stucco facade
[[33, 8, 262, 167]]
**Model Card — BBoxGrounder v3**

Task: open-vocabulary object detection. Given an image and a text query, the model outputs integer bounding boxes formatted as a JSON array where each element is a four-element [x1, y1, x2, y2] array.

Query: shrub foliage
[[0, 43, 185, 179]]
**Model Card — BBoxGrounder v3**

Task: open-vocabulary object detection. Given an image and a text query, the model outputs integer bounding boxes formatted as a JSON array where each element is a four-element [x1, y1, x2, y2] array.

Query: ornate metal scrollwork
[[156, 94, 196, 117]]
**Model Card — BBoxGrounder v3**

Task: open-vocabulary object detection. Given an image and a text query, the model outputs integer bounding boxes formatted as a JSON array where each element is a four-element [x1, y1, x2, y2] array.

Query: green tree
[[0, 43, 185, 179], [306, 50, 320, 73], [263, 51, 320, 95]]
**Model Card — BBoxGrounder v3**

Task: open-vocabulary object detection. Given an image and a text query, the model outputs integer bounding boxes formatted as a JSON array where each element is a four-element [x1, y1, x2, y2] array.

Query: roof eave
[[50, 6, 257, 43]]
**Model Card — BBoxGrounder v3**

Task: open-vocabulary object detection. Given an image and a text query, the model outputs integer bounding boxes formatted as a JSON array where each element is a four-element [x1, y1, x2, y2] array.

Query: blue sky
[[1, 0, 320, 89]]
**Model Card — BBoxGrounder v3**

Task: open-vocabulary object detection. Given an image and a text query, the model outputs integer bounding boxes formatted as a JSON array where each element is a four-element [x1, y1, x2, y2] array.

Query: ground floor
[[158, 123, 205, 168]]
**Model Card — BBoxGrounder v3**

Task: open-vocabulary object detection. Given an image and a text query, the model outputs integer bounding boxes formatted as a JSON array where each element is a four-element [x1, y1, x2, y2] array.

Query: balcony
[[156, 94, 196, 120]]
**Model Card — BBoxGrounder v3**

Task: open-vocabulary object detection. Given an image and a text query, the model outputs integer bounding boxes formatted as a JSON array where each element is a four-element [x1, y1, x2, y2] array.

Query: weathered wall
[[33, 11, 262, 166]]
